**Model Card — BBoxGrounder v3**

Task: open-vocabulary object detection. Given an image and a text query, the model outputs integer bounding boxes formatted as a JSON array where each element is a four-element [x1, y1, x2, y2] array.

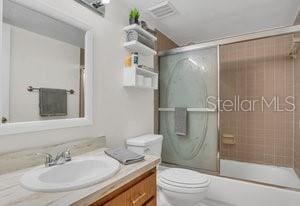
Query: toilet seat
[[158, 168, 211, 194]]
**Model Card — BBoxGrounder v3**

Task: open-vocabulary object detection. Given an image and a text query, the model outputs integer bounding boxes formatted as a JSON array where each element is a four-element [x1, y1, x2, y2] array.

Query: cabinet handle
[[132, 192, 146, 205]]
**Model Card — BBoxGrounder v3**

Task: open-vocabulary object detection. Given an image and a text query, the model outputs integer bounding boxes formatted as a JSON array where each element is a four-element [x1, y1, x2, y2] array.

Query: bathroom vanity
[[0, 149, 160, 206], [91, 168, 156, 206]]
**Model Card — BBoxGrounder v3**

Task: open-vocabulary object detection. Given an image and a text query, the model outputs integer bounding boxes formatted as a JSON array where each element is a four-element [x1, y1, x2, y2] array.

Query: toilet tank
[[126, 134, 163, 157]]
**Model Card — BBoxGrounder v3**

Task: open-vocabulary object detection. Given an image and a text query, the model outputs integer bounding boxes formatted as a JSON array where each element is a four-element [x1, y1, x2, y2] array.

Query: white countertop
[[0, 149, 160, 206]]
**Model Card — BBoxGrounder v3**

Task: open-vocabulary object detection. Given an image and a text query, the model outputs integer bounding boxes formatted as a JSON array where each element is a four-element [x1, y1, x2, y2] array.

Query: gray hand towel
[[105, 148, 145, 165], [175, 107, 187, 136], [39, 88, 67, 116]]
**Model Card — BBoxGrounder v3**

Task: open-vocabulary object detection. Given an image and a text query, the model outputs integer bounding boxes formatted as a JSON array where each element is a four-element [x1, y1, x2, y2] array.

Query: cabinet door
[[103, 192, 128, 206], [129, 173, 156, 206], [103, 173, 156, 206], [144, 198, 156, 206]]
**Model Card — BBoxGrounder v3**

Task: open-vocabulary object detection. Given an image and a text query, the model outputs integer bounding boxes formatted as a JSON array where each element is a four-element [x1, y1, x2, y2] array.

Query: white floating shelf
[[123, 24, 157, 42], [137, 67, 156, 75], [124, 41, 157, 56], [123, 66, 158, 90]]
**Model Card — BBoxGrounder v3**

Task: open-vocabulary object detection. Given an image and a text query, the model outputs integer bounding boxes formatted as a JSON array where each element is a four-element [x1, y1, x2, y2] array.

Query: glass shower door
[[159, 47, 218, 172]]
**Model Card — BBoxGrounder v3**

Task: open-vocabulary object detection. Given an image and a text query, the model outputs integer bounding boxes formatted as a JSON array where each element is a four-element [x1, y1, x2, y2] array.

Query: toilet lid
[[159, 168, 210, 188]]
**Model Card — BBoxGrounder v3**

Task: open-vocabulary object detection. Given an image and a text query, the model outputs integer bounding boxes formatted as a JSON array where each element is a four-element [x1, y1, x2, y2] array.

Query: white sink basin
[[20, 155, 120, 192]]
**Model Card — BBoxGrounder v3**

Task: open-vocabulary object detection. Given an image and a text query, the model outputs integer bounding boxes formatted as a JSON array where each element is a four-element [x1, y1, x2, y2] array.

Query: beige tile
[[220, 34, 296, 168]]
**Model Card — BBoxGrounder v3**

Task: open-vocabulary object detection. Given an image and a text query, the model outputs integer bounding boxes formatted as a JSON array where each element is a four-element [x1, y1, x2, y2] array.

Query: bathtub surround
[[0, 136, 105, 175], [294, 15, 300, 178], [294, 37, 300, 177], [220, 35, 295, 167], [0, 0, 154, 153]]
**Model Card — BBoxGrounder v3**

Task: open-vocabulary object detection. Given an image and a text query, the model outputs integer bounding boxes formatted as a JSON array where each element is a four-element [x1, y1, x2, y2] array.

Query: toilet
[[126, 134, 211, 206]]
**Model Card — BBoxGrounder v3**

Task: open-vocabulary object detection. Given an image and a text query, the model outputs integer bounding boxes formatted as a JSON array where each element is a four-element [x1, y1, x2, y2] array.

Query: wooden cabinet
[[144, 198, 156, 206], [91, 168, 157, 206]]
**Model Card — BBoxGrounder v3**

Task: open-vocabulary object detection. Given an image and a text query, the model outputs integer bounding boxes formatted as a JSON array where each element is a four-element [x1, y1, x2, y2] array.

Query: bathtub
[[159, 165, 300, 206], [220, 159, 300, 189], [206, 173, 300, 206]]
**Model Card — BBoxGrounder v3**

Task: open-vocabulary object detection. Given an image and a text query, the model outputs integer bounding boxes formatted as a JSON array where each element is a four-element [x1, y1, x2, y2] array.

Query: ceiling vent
[[148, 1, 177, 19]]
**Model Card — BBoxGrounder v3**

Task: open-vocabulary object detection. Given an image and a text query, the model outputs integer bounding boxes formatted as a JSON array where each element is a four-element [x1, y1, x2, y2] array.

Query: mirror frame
[[0, 0, 94, 135]]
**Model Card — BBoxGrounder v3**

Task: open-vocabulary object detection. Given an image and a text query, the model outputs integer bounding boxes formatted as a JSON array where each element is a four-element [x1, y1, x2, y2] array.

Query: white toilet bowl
[[126, 134, 211, 206], [158, 168, 211, 206]]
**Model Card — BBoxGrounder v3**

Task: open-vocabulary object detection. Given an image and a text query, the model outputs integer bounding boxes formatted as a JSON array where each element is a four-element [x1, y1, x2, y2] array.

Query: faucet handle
[[53, 148, 72, 165], [36, 153, 55, 167], [63, 148, 72, 162]]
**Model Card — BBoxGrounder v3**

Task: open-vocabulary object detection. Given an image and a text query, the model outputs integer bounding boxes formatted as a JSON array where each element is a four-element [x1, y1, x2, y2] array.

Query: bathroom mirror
[[0, 0, 93, 135]]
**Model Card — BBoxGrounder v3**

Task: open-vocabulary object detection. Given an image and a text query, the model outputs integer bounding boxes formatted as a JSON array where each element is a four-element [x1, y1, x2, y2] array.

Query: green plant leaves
[[129, 8, 140, 20]]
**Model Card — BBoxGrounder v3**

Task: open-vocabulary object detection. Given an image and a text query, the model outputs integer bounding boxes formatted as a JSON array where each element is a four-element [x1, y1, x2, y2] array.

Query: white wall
[[1, 23, 10, 121], [0, 0, 3, 124], [0, 0, 154, 154], [7, 24, 80, 122]]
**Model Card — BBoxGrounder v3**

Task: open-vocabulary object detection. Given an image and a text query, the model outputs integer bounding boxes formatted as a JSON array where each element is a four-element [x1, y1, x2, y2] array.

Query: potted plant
[[129, 8, 140, 25]]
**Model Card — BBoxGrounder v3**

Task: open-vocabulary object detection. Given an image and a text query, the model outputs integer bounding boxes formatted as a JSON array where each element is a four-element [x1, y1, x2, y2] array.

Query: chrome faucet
[[37, 148, 72, 167]]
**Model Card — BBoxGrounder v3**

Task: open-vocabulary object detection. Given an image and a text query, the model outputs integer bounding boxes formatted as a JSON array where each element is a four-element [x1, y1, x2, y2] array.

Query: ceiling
[[123, 0, 300, 46]]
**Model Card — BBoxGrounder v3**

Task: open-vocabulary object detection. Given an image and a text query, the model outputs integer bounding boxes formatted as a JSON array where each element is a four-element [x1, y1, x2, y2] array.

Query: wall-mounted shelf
[[123, 24, 157, 42], [123, 66, 158, 90], [124, 41, 157, 56], [122, 24, 157, 90]]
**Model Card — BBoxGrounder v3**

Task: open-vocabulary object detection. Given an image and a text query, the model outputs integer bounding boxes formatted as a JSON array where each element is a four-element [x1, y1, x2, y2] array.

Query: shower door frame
[[157, 24, 300, 191]]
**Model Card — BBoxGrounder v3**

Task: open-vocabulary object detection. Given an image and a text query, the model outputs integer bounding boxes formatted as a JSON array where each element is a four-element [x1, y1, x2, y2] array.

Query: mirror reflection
[[1, 0, 86, 123]]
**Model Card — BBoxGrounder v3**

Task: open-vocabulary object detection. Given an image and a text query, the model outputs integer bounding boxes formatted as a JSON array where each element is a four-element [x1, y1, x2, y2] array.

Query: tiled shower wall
[[295, 40, 300, 176], [220, 35, 295, 167]]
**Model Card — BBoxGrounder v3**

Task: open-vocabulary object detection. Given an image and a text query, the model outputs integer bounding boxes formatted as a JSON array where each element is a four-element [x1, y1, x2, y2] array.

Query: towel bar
[[27, 86, 75, 94], [159, 108, 216, 112]]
